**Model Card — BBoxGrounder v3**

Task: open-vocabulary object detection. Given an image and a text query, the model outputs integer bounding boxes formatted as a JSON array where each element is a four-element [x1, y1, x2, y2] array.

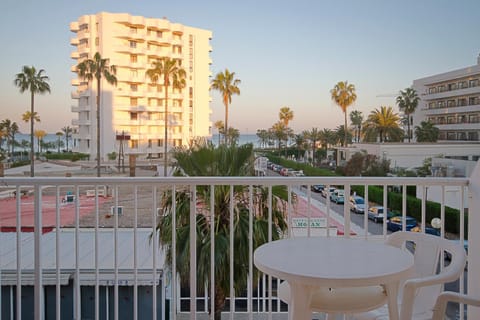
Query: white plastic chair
[[354, 231, 467, 320], [432, 291, 480, 319], [277, 232, 467, 320]]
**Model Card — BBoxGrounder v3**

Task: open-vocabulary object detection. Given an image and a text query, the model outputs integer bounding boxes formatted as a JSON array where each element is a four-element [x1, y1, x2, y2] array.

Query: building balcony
[[424, 104, 480, 115], [423, 86, 480, 100], [70, 37, 79, 46], [71, 79, 80, 86], [70, 52, 80, 59], [71, 119, 91, 126], [1, 166, 478, 319], [69, 21, 79, 32], [71, 91, 80, 99]]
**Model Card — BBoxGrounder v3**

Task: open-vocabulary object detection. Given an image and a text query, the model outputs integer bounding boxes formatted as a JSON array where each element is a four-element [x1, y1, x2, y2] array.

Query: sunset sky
[[1, 0, 479, 134]]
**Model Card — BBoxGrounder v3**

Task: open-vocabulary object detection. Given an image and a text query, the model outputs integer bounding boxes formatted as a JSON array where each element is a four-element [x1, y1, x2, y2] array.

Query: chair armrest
[[432, 292, 480, 320]]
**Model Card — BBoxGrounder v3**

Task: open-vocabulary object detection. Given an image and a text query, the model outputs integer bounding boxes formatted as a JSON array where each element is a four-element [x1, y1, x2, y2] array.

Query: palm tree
[[14, 66, 50, 176], [256, 129, 269, 149], [55, 131, 64, 153], [362, 106, 404, 142], [279, 106, 294, 127], [76, 52, 117, 177], [1, 119, 19, 159], [22, 111, 40, 123], [396, 88, 419, 142], [334, 125, 353, 146], [34, 129, 47, 154], [146, 57, 186, 176], [214, 120, 224, 145], [330, 81, 357, 147], [225, 127, 240, 145], [211, 69, 241, 142], [415, 121, 440, 142], [350, 110, 363, 143], [304, 128, 322, 165], [157, 142, 288, 320], [62, 126, 73, 152]]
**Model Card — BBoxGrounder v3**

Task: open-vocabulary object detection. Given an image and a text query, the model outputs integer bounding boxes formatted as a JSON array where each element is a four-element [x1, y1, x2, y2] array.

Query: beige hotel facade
[[70, 12, 212, 161]]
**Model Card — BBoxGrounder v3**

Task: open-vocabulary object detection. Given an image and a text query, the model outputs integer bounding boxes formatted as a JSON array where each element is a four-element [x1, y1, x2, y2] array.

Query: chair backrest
[[432, 292, 480, 320], [385, 231, 467, 320]]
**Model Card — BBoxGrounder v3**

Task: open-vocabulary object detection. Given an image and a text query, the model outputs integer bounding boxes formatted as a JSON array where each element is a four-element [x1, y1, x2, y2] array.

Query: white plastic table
[[254, 237, 414, 320]]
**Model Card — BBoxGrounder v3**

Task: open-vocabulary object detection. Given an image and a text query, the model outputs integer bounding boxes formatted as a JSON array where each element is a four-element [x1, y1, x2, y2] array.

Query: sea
[[12, 133, 261, 150]]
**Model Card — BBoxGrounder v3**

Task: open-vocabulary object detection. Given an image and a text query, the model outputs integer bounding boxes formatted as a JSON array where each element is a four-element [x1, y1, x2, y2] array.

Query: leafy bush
[[46, 153, 89, 161]]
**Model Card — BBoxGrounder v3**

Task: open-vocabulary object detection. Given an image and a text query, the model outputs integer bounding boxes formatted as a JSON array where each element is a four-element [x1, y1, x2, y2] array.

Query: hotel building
[[412, 54, 480, 142], [70, 12, 212, 161]]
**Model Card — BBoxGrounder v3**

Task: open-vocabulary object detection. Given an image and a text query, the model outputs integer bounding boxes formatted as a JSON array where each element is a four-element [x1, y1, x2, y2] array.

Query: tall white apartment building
[[70, 12, 212, 160], [412, 54, 480, 143]]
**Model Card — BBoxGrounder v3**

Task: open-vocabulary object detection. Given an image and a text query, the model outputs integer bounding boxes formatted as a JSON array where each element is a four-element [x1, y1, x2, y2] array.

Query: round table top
[[254, 237, 414, 287]]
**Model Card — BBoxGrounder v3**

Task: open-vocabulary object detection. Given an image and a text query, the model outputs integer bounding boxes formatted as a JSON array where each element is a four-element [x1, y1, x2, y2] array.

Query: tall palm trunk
[[224, 102, 229, 144], [96, 77, 101, 177], [213, 285, 226, 320], [407, 115, 411, 142], [30, 91, 35, 177], [344, 111, 348, 147], [164, 82, 169, 176]]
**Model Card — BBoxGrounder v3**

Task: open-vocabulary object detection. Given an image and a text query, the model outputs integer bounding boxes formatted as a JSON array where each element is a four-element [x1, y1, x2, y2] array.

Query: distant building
[[70, 12, 212, 160], [0, 229, 166, 319], [412, 54, 480, 142]]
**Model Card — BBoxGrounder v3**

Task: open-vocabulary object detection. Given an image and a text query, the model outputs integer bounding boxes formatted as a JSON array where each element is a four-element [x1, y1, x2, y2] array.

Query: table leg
[[385, 283, 400, 320], [288, 283, 313, 320]]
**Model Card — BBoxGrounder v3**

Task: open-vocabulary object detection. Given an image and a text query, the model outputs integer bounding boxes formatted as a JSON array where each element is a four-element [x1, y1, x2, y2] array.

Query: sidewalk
[[292, 188, 365, 236]]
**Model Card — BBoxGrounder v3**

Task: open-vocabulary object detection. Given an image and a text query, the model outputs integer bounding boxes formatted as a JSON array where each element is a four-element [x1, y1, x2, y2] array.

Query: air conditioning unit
[[110, 206, 124, 216]]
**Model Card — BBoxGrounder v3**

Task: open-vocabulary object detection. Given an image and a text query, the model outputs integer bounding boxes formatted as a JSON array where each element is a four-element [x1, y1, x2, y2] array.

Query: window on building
[[469, 79, 479, 87], [95, 37, 99, 46], [438, 101, 445, 108], [130, 26, 137, 34], [458, 98, 467, 106], [130, 112, 138, 121], [130, 84, 138, 91], [469, 97, 478, 105], [130, 97, 138, 106], [157, 139, 163, 147], [157, 30, 163, 37], [428, 87, 436, 94], [448, 83, 456, 91], [129, 41, 137, 48], [148, 139, 152, 148], [131, 55, 138, 63], [469, 114, 478, 123], [447, 100, 456, 107], [447, 116, 455, 124], [130, 140, 138, 148], [468, 132, 479, 141], [458, 81, 468, 89], [446, 132, 456, 140]]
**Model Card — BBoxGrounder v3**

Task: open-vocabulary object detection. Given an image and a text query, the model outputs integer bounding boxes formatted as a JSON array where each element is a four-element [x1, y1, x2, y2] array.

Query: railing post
[[34, 184, 44, 320], [468, 161, 480, 319]]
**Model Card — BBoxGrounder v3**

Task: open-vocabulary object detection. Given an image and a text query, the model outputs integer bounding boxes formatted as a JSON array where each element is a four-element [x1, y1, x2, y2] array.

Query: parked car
[[321, 187, 336, 198], [349, 196, 365, 214], [289, 170, 305, 177], [311, 185, 325, 193], [368, 206, 395, 223], [411, 225, 441, 236], [330, 189, 345, 204], [387, 216, 417, 232]]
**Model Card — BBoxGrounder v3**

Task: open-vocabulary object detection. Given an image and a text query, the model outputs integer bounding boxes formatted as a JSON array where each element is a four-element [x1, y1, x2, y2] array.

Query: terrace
[[0, 162, 479, 320]]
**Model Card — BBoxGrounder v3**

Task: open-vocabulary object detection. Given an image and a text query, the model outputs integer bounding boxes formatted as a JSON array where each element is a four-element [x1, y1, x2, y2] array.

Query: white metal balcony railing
[[0, 166, 479, 320]]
